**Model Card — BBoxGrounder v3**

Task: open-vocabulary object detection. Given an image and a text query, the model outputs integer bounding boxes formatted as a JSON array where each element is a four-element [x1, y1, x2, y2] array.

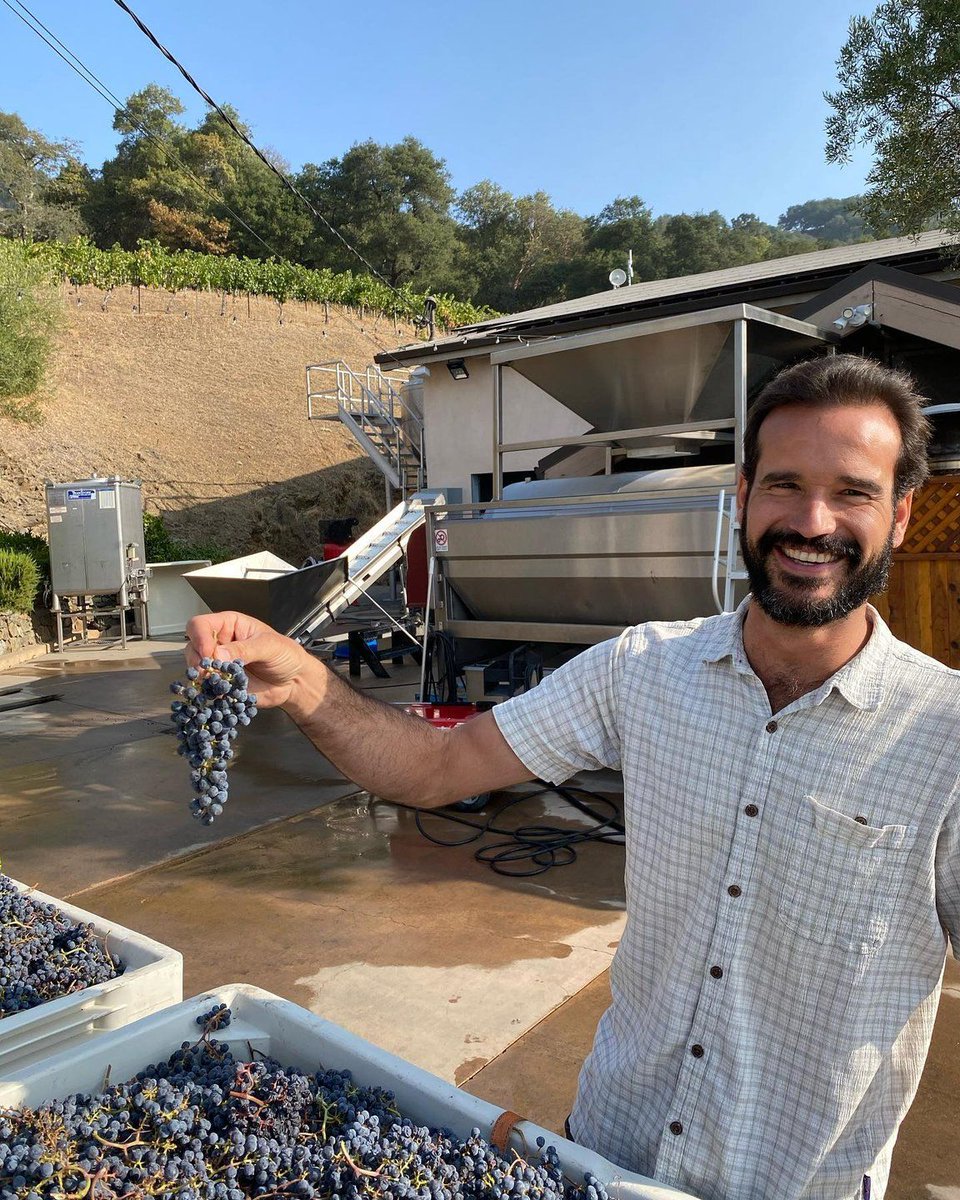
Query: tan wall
[[420, 358, 591, 499]]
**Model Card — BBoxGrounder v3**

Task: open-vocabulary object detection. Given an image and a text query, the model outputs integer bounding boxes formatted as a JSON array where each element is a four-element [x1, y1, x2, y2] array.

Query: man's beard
[[739, 513, 895, 628]]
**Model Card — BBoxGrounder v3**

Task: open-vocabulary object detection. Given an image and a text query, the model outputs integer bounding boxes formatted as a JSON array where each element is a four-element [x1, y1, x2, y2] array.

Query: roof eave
[[375, 244, 954, 366]]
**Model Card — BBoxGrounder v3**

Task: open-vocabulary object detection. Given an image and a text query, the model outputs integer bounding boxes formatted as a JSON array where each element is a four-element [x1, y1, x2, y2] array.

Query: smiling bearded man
[[182, 354, 960, 1200]]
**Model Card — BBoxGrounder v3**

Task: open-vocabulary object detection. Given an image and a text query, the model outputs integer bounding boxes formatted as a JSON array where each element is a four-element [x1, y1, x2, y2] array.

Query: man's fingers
[[185, 612, 253, 661], [211, 638, 256, 667]]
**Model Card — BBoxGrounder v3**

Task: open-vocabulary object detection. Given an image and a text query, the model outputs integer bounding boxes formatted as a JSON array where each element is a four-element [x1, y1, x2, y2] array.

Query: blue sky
[[1, 0, 879, 226]]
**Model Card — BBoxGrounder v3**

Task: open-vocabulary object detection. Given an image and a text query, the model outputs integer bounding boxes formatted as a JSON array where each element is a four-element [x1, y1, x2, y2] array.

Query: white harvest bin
[[146, 560, 212, 636], [0, 984, 698, 1200], [0, 880, 183, 1076]]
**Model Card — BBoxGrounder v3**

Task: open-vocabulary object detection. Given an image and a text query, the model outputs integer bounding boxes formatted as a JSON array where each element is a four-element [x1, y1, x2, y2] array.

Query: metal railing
[[306, 360, 425, 494], [711, 489, 748, 614]]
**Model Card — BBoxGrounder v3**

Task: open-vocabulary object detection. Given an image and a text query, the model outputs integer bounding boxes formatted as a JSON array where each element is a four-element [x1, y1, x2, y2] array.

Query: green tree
[[586, 196, 660, 275], [655, 211, 739, 276], [84, 85, 231, 252], [0, 239, 60, 419], [778, 196, 869, 243], [825, 0, 960, 235], [297, 138, 461, 291], [0, 112, 89, 241], [191, 110, 312, 260], [457, 182, 587, 310]]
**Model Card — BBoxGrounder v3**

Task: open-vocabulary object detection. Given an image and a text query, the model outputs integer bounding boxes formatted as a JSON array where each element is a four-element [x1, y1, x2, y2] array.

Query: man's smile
[[774, 545, 845, 572]]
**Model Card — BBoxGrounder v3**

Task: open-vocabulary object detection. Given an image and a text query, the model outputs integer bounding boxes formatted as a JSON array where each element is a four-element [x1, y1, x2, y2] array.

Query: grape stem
[[339, 1140, 388, 1179]]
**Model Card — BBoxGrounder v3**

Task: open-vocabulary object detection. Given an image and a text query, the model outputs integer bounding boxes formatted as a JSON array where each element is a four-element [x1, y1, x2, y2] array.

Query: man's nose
[[788, 495, 838, 539]]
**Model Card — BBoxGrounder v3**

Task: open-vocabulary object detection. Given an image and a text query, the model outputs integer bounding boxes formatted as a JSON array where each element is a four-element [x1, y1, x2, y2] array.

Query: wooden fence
[[871, 472, 960, 668]]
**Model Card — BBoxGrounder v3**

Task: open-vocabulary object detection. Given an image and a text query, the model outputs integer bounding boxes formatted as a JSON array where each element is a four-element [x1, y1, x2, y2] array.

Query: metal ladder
[[289, 490, 445, 644], [306, 360, 425, 497], [712, 489, 749, 613]]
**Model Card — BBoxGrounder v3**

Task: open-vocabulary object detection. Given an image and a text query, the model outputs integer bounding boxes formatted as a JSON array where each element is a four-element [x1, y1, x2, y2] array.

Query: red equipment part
[[404, 525, 429, 606], [402, 702, 480, 728]]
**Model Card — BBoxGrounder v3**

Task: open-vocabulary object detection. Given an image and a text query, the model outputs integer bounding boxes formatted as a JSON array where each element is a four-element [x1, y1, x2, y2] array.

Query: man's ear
[[736, 473, 749, 524], [892, 490, 913, 549]]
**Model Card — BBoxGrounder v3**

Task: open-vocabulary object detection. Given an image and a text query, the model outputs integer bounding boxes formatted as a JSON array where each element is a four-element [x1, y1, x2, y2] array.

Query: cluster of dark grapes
[[0, 873, 123, 1019], [0, 1013, 608, 1200], [170, 659, 259, 825], [196, 1001, 231, 1032]]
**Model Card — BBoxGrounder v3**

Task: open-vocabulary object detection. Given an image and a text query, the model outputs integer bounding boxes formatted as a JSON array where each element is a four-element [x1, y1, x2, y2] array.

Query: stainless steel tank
[[437, 465, 745, 637], [45, 477, 145, 596]]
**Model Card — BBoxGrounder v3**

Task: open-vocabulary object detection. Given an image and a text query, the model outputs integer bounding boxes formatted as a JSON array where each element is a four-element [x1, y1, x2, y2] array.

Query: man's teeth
[[781, 547, 839, 564]]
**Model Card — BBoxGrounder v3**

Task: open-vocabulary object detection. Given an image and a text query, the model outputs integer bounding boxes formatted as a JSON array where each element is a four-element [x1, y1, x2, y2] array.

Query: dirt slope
[[0, 284, 420, 562]]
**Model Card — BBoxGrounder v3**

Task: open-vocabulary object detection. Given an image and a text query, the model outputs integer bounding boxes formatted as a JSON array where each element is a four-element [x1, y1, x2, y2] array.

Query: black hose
[[403, 782, 625, 878]]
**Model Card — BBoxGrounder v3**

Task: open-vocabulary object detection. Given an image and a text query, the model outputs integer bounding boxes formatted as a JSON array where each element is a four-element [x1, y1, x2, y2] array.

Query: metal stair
[[289, 490, 445, 644], [306, 361, 425, 497]]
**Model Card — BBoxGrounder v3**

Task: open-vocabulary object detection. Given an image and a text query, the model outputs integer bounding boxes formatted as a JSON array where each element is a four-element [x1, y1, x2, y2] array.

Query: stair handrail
[[339, 361, 425, 471], [306, 359, 426, 493], [711, 489, 748, 613]]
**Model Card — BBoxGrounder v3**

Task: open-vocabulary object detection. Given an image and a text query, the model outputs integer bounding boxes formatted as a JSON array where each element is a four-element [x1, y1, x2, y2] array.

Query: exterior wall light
[[447, 359, 469, 380], [833, 303, 873, 331]]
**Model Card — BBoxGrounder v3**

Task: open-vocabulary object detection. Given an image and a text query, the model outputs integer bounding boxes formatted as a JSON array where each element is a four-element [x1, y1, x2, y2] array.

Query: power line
[[0, 0, 285, 264], [4, 0, 532, 361], [110, 0, 418, 318], [0, 0, 411, 363]]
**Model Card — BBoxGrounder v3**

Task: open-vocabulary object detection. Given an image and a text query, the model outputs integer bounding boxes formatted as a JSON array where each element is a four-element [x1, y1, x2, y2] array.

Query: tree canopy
[[0, 85, 884, 315], [297, 138, 461, 291], [825, 0, 960, 236], [0, 113, 89, 242]]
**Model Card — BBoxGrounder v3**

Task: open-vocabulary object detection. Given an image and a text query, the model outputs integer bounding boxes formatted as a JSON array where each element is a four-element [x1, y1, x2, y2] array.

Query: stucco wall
[[419, 358, 591, 499]]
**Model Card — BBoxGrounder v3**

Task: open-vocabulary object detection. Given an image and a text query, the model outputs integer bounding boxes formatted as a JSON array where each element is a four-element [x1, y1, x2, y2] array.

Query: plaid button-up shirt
[[493, 601, 960, 1200]]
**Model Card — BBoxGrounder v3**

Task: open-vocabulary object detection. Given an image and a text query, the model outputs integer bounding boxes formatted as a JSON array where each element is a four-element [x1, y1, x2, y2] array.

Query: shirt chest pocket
[[777, 795, 916, 953]]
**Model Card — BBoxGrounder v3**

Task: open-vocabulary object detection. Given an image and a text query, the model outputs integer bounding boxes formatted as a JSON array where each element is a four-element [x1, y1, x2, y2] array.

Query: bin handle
[[490, 1109, 527, 1155]]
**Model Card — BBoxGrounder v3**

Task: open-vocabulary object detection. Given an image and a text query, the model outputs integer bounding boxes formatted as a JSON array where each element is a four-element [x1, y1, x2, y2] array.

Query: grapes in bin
[[0, 873, 123, 1019], [0, 1008, 607, 1200]]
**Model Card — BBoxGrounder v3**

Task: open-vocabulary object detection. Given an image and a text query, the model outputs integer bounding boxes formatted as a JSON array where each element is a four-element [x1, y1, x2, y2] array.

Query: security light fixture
[[447, 359, 469, 380], [833, 303, 873, 331]]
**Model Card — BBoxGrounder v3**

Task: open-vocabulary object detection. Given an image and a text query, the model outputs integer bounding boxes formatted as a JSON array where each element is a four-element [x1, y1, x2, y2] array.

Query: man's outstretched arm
[[185, 611, 535, 809]]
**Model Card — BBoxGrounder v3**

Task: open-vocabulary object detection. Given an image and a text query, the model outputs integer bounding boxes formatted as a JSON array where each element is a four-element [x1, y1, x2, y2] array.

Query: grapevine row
[[1, 237, 495, 330]]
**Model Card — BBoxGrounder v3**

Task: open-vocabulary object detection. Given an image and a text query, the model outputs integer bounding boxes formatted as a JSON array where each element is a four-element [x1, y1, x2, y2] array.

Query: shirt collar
[[701, 597, 889, 711]]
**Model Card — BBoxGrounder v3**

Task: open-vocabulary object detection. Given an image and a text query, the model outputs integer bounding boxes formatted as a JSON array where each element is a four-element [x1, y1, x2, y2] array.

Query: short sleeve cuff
[[493, 699, 579, 786]]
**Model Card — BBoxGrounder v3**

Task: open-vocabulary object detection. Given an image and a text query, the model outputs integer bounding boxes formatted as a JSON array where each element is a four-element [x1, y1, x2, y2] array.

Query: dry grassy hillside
[[1, 284, 421, 562]]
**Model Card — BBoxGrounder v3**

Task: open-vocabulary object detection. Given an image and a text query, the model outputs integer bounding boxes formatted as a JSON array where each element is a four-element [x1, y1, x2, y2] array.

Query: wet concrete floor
[[1, 639, 957, 1197]]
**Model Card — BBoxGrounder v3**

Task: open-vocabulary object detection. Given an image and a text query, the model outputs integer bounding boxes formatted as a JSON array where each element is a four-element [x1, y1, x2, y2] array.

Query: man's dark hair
[[742, 354, 932, 500]]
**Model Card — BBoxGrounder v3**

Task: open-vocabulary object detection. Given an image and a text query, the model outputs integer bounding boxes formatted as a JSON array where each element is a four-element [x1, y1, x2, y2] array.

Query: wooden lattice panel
[[901, 474, 960, 555]]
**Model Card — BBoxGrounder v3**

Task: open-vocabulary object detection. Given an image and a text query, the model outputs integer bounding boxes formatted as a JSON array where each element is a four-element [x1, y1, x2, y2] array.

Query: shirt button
[[765, 720, 778, 733], [744, 804, 759, 817], [690, 1044, 705, 1058], [727, 884, 742, 897], [709, 965, 723, 979], [669, 1121, 683, 1136], [854, 815, 868, 825]]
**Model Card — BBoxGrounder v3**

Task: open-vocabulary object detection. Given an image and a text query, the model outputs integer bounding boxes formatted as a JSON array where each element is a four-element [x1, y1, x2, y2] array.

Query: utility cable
[[420, 631, 459, 704], [110, 0, 417, 316], [0, 0, 405, 363], [3, 0, 558, 366], [106, 0, 564, 359], [1, 0, 285, 264]]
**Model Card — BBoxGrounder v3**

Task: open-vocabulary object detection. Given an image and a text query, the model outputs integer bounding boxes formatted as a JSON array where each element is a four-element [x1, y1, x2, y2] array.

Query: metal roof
[[377, 230, 960, 366]]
